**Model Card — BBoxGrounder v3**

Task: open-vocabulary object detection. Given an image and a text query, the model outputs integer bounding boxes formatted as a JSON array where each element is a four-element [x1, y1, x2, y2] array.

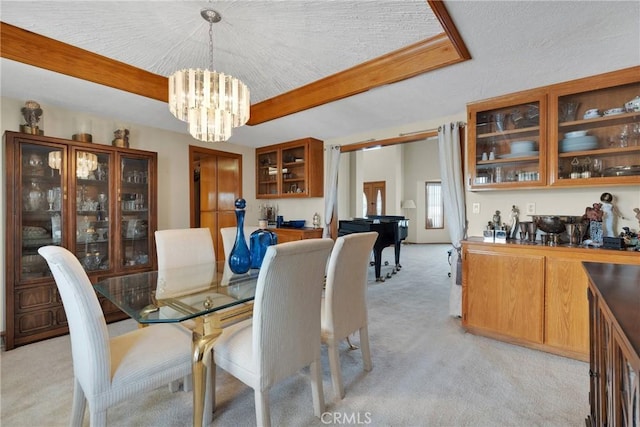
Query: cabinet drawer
[[16, 309, 59, 335], [16, 285, 57, 310]]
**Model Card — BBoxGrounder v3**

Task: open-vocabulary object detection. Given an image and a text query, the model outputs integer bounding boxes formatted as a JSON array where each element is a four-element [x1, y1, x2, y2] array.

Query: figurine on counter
[[600, 192, 625, 237], [492, 210, 501, 230], [508, 205, 520, 239]]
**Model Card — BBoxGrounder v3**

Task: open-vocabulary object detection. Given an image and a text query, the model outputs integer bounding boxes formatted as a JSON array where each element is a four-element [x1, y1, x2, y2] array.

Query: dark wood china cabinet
[[4, 131, 158, 349]]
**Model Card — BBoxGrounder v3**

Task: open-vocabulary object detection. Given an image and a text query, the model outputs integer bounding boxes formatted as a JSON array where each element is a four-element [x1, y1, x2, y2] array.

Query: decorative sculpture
[[599, 192, 625, 238]]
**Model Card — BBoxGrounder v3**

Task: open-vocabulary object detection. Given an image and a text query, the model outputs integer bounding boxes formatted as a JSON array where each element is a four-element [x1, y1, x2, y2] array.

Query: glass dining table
[[95, 261, 260, 427]]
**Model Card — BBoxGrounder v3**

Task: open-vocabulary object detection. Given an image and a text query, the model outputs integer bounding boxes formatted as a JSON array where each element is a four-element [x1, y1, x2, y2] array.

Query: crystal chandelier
[[168, 8, 250, 143], [76, 151, 98, 179]]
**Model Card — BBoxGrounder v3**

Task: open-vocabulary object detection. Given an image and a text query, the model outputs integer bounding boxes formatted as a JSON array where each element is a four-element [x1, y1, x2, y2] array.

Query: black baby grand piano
[[338, 215, 409, 282]]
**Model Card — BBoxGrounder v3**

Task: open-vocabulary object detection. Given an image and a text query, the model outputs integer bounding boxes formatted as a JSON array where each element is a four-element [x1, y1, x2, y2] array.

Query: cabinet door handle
[[588, 369, 599, 378]]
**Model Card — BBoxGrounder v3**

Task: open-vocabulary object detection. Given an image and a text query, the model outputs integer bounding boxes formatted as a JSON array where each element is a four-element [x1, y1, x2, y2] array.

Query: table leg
[[191, 315, 221, 427]]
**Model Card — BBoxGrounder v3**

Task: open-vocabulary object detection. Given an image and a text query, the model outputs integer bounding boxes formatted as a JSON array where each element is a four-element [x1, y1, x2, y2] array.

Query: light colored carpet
[[1, 243, 588, 426]]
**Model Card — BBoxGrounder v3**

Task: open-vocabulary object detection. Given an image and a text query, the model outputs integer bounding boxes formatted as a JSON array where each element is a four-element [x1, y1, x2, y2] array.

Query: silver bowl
[[532, 215, 567, 234]]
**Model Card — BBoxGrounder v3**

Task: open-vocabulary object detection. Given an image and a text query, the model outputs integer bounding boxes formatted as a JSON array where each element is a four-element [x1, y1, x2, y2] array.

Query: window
[[425, 181, 444, 229]]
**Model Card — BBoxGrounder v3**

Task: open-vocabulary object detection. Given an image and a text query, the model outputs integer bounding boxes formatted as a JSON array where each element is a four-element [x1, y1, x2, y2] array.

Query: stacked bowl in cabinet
[[560, 131, 598, 153]]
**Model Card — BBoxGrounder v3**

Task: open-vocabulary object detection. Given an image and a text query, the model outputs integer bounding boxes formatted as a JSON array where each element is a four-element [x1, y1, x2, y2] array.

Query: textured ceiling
[[0, 0, 442, 103], [1, 1, 639, 148]]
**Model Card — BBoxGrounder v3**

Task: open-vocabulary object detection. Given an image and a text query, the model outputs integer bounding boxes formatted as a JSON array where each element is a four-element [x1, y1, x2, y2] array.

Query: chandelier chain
[[208, 20, 214, 71]]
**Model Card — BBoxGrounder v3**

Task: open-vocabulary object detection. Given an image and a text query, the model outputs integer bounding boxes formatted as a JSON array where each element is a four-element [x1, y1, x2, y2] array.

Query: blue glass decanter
[[229, 198, 252, 274], [249, 222, 278, 269]]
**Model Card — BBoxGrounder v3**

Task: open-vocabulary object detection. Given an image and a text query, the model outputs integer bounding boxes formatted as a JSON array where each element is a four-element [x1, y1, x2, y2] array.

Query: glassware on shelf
[[494, 113, 507, 132], [27, 180, 43, 211], [559, 101, 580, 122], [631, 123, 640, 146], [46, 189, 55, 211], [619, 125, 629, 148], [592, 159, 603, 177]]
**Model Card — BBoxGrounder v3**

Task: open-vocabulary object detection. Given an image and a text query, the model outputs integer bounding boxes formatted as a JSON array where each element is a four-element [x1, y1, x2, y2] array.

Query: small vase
[[229, 198, 252, 274], [250, 226, 277, 269], [589, 220, 603, 244]]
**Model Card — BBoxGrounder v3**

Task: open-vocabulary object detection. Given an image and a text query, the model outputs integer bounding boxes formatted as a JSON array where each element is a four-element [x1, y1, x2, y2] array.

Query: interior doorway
[[363, 181, 386, 217], [189, 145, 242, 261]]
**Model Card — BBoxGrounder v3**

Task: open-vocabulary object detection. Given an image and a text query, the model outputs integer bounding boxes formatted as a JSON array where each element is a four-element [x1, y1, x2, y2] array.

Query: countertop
[[583, 262, 640, 358]]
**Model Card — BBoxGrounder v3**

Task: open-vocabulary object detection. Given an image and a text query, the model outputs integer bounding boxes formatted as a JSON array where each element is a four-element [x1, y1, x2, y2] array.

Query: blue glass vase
[[229, 198, 252, 274], [250, 227, 278, 269]]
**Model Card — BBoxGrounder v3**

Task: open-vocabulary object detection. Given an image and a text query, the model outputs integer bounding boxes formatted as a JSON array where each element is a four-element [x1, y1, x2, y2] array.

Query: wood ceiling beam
[[248, 33, 466, 125], [0, 21, 168, 103], [1, 0, 469, 126], [340, 130, 438, 153]]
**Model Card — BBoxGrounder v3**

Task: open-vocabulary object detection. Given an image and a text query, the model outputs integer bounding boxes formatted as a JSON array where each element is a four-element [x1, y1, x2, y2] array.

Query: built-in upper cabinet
[[549, 67, 640, 186], [256, 137, 324, 198], [467, 66, 640, 190], [467, 89, 547, 190]]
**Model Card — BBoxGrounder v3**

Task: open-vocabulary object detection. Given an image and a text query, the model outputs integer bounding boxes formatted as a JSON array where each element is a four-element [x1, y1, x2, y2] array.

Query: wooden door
[[363, 181, 385, 217], [190, 146, 242, 261]]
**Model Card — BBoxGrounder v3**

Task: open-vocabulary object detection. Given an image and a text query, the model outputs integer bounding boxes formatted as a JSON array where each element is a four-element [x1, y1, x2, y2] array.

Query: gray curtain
[[323, 145, 341, 238], [437, 122, 468, 317]]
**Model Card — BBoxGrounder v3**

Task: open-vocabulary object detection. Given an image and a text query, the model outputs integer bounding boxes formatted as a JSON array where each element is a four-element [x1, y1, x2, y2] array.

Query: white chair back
[[155, 228, 215, 269], [253, 238, 334, 386], [324, 232, 378, 339], [155, 227, 216, 296], [38, 246, 111, 398]]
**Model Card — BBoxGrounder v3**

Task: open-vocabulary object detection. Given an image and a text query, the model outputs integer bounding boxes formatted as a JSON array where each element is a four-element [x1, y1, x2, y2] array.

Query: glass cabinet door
[[551, 78, 640, 186], [282, 144, 307, 195], [19, 142, 66, 281], [256, 149, 279, 197], [118, 154, 151, 269], [71, 147, 112, 273], [468, 92, 547, 190]]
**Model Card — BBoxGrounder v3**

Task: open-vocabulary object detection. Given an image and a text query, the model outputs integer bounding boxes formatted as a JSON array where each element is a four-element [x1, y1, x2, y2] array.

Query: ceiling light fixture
[[168, 8, 250, 142]]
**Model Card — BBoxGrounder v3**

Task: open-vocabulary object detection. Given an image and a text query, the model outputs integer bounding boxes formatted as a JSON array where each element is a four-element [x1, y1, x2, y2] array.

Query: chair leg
[[254, 388, 271, 427], [168, 379, 181, 392], [359, 325, 373, 372], [346, 335, 358, 350], [327, 338, 345, 400], [310, 358, 326, 417], [89, 408, 107, 427], [70, 378, 86, 427], [183, 374, 193, 392]]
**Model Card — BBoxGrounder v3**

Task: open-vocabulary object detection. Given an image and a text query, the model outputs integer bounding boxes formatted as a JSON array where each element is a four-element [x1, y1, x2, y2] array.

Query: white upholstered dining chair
[[213, 238, 334, 427], [321, 231, 378, 400], [38, 245, 199, 427], [154, 227, 218, 393]]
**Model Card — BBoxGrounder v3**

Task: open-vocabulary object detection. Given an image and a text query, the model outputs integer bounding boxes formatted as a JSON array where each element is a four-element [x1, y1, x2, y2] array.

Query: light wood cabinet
[[256, 137, 324, 198], [467, 89, 547, 189], [267, 227, 323, 243], [463, 246, 544, 343], [4, 131, 158, 349], [462, 239, 640, 361], [467, 66, 640, 190], [549, 67, 640, 186], [584, 263, 640, 427]]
